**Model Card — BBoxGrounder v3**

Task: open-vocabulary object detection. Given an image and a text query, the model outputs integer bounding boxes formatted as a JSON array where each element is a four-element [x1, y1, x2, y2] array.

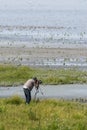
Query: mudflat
[[0, 46, 87, 67], [0, 47, 87, 57]]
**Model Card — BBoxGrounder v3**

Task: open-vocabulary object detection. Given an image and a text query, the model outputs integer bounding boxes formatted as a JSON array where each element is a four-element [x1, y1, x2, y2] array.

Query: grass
[[0, 96, 87, 130], [0, 64, 87, 86]]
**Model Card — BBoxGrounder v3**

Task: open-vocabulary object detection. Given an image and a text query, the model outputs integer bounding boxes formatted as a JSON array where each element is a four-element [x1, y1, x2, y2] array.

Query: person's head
[[33, 77, 37, 82]]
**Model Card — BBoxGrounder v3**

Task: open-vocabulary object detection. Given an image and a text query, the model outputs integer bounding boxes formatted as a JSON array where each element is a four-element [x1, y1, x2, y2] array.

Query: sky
[[0, 0, 87, 10]]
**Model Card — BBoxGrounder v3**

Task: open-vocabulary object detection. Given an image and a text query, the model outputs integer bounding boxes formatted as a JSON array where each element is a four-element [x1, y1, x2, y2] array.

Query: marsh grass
[[0, 64, 87, 86], [0, 97, 87, 130], [4, 95, 23, 105]]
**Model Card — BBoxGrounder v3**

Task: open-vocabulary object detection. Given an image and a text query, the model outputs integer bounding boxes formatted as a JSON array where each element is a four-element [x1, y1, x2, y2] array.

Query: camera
[[38, 80, 42, 84]]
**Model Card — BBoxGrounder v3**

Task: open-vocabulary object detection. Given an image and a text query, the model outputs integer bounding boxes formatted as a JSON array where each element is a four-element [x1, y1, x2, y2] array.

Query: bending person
[[23, 77, 39, 104]]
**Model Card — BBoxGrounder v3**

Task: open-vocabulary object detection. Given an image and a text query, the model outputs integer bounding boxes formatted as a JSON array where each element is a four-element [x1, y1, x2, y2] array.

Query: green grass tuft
[[4, 96, 23, 105], [0, 64, 87, 86], [0, 98, 87, 130]]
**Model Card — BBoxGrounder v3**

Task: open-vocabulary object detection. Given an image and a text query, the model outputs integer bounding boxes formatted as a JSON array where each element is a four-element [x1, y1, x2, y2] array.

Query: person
[[23, 77, 39, 104]]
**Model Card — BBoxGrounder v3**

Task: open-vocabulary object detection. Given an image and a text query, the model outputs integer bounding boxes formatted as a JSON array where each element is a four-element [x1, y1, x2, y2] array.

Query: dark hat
[[33, 77, 37, 81]]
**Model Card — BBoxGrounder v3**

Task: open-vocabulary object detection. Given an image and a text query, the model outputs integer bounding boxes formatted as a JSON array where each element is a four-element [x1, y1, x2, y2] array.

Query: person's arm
[[34, 79, 43, 90], [35, 80, 39, 90]]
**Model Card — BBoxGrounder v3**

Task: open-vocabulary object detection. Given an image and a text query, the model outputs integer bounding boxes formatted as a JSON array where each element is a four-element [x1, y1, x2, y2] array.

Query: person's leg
[[28, 90, 31, 103], [23, 88, 31, 104], [23, 88, 28, 103]]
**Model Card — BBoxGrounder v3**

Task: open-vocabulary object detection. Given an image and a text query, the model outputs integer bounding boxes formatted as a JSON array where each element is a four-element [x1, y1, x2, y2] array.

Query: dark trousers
[[23, 88, 31, 104]]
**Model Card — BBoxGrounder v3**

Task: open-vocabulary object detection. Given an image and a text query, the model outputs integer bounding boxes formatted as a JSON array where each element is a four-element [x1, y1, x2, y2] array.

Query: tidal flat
[[0, 45, 87, 68]]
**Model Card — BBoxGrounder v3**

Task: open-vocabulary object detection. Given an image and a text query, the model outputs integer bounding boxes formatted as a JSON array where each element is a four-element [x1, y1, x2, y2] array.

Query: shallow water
[[0, 84, 87, 100], [0, 9, 87, 67], [0, 10, 87, 47]]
